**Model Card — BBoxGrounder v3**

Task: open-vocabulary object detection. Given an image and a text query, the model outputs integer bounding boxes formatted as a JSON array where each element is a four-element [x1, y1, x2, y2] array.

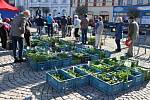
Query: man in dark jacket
[[67, 16, 72, 36], [81, 14, 89, 44], [61, 16, 67, 38], [10, 10, 30, 63], [35, 15, 44, 35]]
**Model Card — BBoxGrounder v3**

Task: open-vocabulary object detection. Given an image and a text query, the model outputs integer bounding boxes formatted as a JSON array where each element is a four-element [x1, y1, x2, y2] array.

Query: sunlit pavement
[[0, 36, 150, 100]]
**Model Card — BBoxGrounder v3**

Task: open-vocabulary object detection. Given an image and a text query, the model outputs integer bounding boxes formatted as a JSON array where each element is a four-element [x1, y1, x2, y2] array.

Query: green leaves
[[66, 68, 82, 77], [52, 73, 66, 81]]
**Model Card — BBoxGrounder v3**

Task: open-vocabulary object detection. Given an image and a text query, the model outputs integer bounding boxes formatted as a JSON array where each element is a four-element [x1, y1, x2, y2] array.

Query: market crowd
[[0, 10, 139, 63]]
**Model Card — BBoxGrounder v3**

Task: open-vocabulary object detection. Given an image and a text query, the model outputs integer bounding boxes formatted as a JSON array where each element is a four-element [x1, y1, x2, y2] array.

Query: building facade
[[28, 0, 70, 17], [71, 0, 117, 22], [114, 0, 150, 24], [71, 0, 150, 22], [7, 0, 71, 17]]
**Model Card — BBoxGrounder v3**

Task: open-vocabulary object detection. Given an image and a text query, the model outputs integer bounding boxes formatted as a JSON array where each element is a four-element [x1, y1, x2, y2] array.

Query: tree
[[75, 5, 88, 16], [43, 7, 50, 17], [17, 6, 24, 12], [128, 7, 140, 18]]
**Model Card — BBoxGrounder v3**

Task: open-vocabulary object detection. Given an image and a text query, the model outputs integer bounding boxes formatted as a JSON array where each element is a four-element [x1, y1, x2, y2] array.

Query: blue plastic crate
[[47, 59, 63, 69], [29, 59, 49, 71], [123, 79, 134, 90], [76, 64, 101, 75], [131, 71, 144, 86], [62, 67, 89, 88], [46, 70, 74, 92], [62, 58, 72, 67], [90, 75, 123, 95], [104, 50, 111, 58], [90, 54, 100, 61], [71, 59, 81, 65]]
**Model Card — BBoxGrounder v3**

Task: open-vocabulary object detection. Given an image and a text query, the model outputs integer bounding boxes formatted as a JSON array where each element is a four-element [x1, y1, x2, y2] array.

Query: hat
[[74, 15, 78, 18], [129, 16, 134, 19], [23, 10, 30, 17]]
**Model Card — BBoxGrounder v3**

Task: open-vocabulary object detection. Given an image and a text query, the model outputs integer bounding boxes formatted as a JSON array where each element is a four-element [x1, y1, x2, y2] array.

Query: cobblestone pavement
[[0, 38, 150, 100]]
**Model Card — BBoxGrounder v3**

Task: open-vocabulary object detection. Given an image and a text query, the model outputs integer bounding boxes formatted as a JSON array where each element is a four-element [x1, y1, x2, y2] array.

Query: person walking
[[47, 14, 54, 37], [115, 17, 123, 52], [80, 14, 89, 44], [10, 10, 30, 63], [35, 15, 44, 35], [126, 16, 139, 57], [67, 16, 72, 36], [24, 19, 32, 47], [95, 16, 104, 49], [61, 16, 67, 38], [73, 15, 81, 41]]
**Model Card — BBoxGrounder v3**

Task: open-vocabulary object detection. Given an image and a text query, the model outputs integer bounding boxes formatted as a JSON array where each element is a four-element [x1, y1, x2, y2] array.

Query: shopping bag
[[125, 37, 132, 47]]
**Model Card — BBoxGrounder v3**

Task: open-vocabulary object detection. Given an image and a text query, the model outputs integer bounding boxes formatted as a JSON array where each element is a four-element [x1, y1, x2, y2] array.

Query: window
[[88, 0, 93, 2], [118, 0, 123, 6], [31, 0, 37, 3], [137, 0, 143, 4], [127, 0, 132, 5], [102, 0, 106, 6], [53, 0, 57, 3], [62, 0, 67, 3], [112, 0, 114, 6]]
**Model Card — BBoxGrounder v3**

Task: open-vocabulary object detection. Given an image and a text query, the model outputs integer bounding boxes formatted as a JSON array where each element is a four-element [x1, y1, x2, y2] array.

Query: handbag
[[125, 37, 132, 47]]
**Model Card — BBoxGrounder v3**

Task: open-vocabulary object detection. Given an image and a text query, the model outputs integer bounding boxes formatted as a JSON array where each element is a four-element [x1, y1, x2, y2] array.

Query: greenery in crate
[[91, 60, 101, 65], [88, 37, 95, 45], [96, 70, 132, 84], [57, 53, 69, 59], [52, 73, 66, 81], [79, 65, 97, 74], [96, 73, 119, 84], [27, 52, 57, 62], [138, 67, 150, 81], [102, 58, 119, 66], [27, 52, 49, 62], [40, 36, 59, 46], [85, 48, 101, 57], [66, 68, 83, 77], [72, 52, 86, 60], [91, 64, 111, 72], [99, 51, 106, 59], [26, 49, 37, 56], [31, 39, 41, 47], [116, 70, 131, 82]]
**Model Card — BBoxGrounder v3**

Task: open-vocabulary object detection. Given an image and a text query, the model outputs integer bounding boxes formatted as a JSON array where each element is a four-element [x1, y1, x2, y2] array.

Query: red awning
[[0, 0, 19, 11]]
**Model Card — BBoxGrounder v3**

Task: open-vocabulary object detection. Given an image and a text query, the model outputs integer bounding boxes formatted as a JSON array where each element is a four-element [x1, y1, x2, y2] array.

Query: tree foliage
[[75, 5, 88, 16], [43, 7, 50, 16], [128, 7, 140, 18]]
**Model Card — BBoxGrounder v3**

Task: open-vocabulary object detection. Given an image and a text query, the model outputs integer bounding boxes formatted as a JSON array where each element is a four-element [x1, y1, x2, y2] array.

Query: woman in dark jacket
[[24, 19, 32, 47], [115, 17, 123, 52], [0, 20, 11, 49]]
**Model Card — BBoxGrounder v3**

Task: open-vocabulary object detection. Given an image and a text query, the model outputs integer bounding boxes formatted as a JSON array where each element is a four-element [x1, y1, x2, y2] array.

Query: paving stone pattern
[[0, 38, 150, 100]]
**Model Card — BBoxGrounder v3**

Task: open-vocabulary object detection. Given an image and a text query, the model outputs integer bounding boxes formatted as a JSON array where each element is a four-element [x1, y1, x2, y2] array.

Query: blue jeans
[[81, 28, 88, 44], [12, 36, 24, 59], [115, 39, 121, 51]]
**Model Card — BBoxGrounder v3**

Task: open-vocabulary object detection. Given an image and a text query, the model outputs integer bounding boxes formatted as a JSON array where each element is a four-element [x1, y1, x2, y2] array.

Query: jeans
[[12, 36, 24, 59], [115, 39, 121, 51], [95, 33, 101, 49], [61, 25, 67, 38], [37, 26, 43, 35], [81, 28, 88, 44], [47, 24, 53, 37]]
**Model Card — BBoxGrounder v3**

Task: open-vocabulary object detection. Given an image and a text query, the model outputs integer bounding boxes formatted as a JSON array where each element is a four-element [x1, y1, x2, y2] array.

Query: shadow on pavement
[[29, 81, 149, 100]]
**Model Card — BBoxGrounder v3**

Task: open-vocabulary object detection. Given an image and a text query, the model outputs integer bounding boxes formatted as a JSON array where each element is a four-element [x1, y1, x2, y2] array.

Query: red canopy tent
[[0, 0, 19, 11], [0, 0, 19, 18]]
